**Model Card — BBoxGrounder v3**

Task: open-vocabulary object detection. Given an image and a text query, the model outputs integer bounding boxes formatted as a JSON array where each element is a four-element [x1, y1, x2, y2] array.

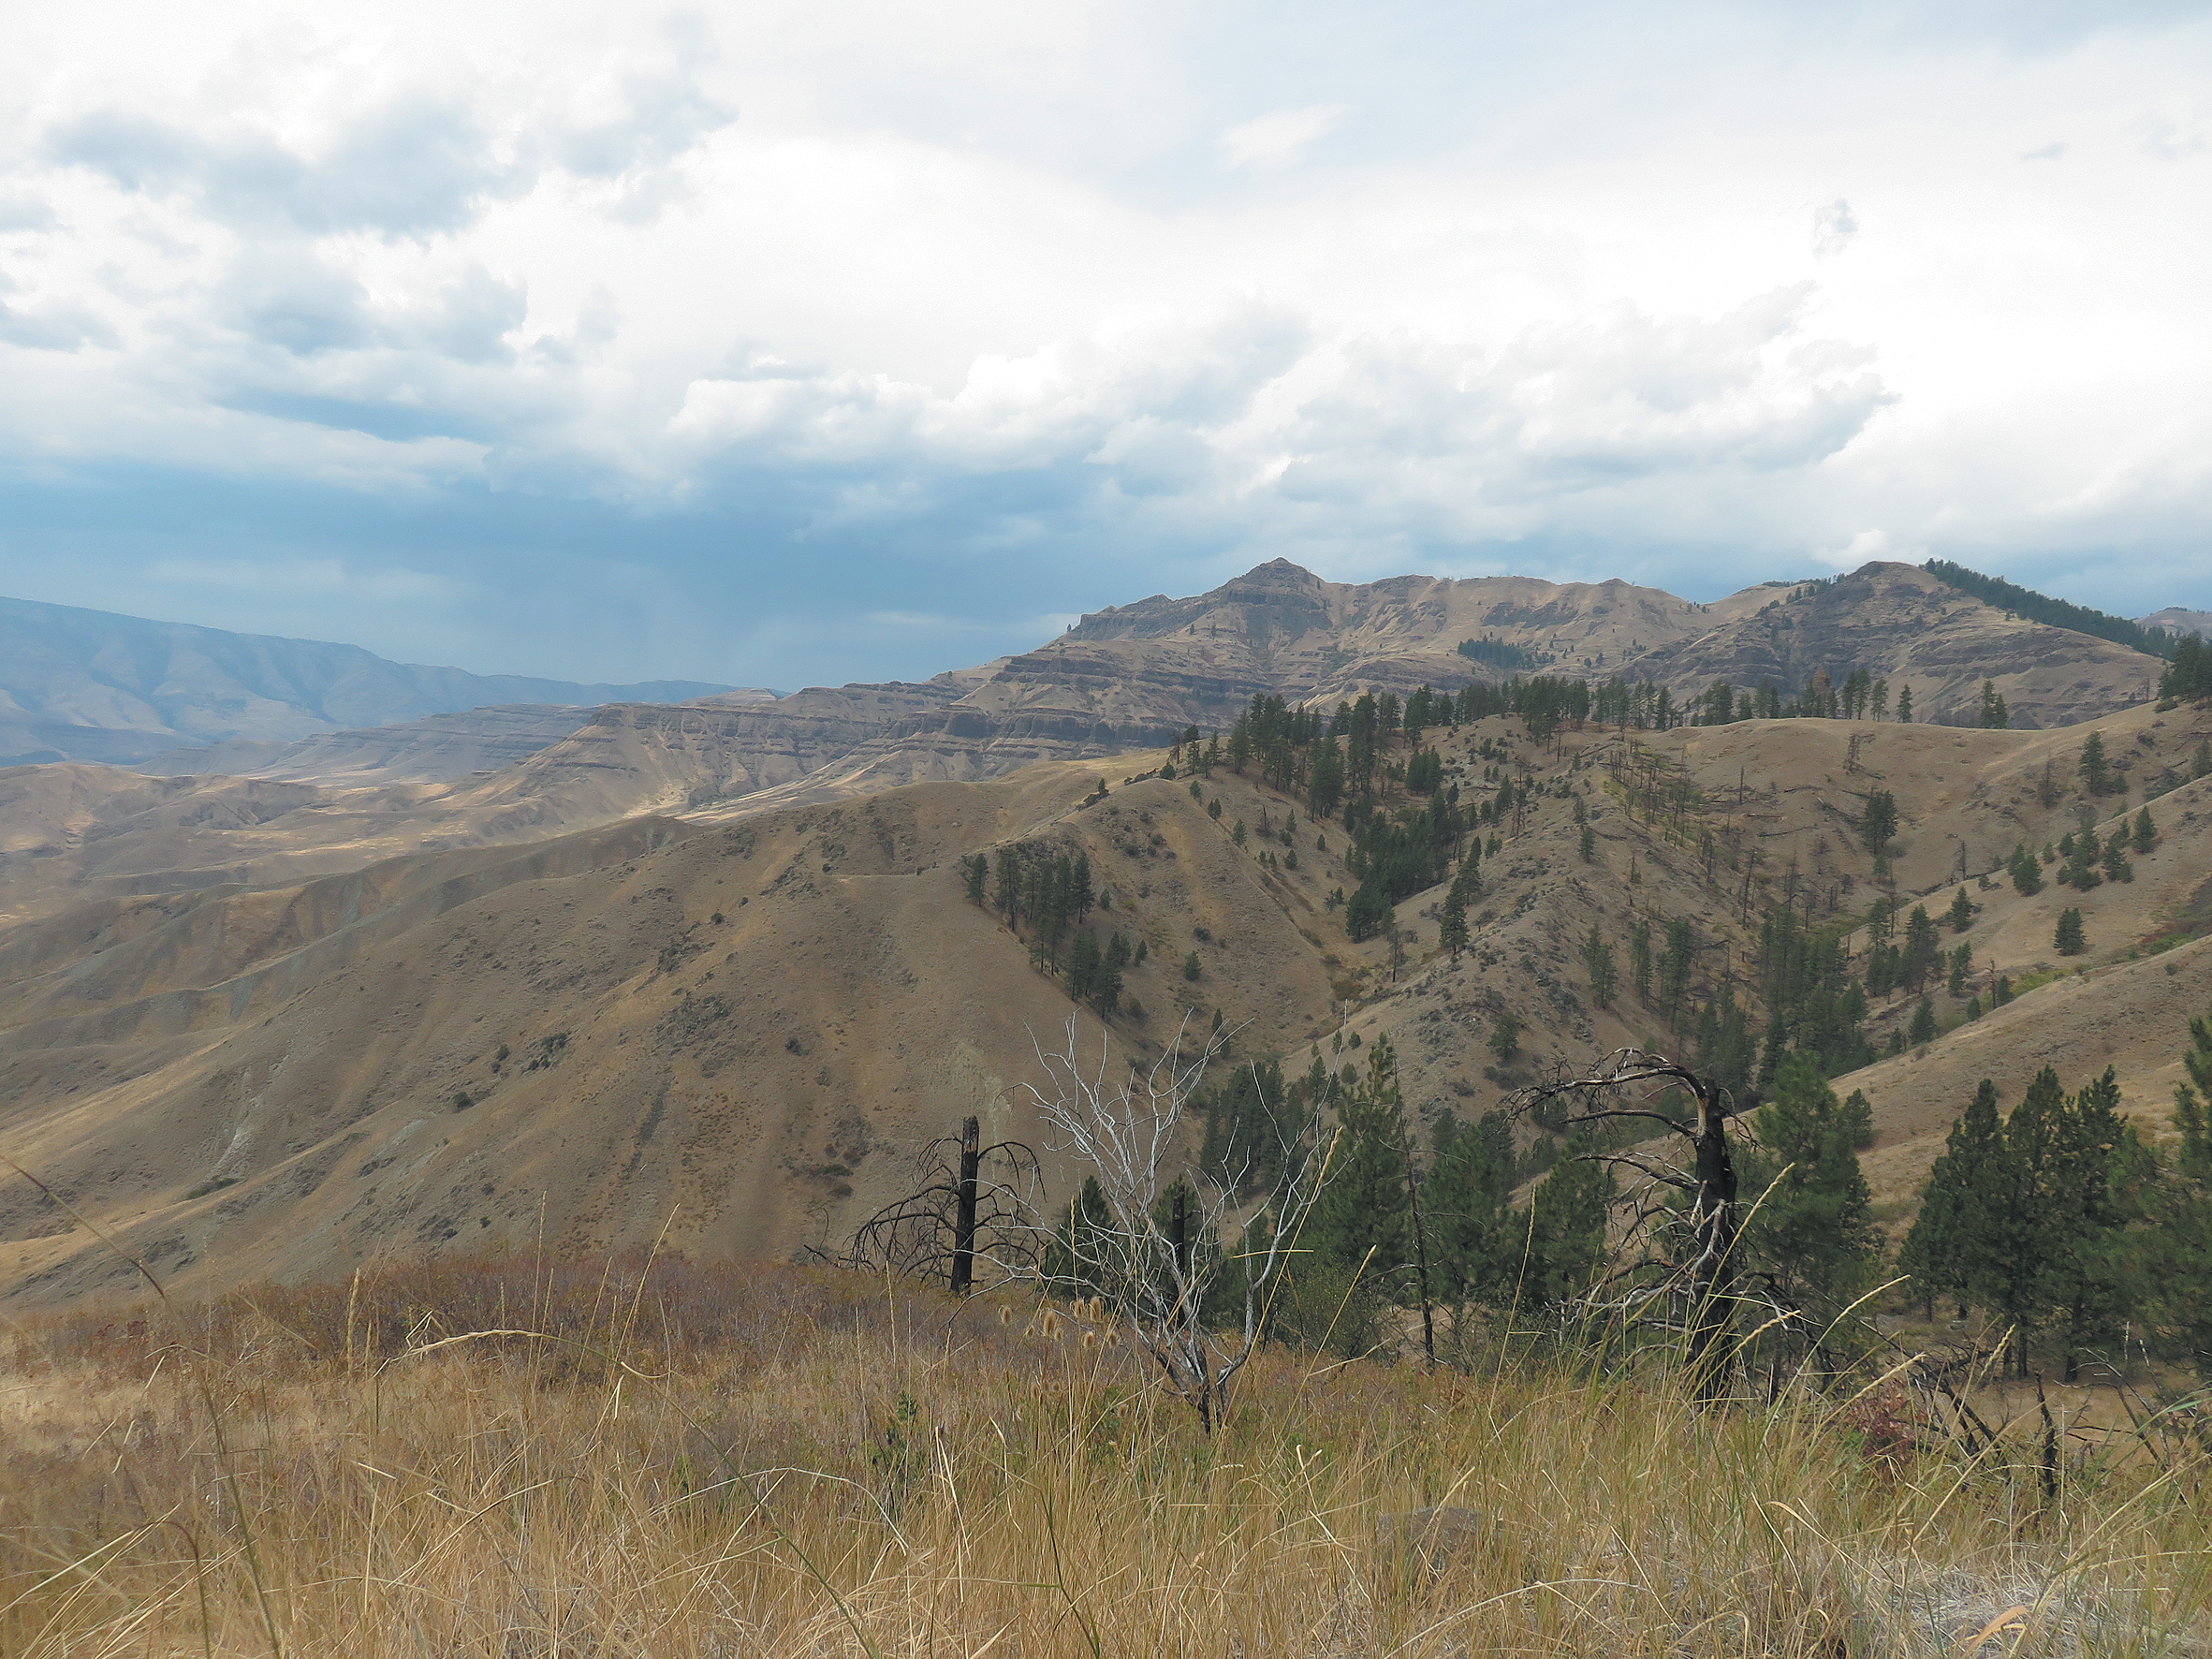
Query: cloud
[[1811, 198, 1858, 257], [1218, 105, 1348, 170], [0, 0, 2209, 690], [2019, 141, 2067, 161]]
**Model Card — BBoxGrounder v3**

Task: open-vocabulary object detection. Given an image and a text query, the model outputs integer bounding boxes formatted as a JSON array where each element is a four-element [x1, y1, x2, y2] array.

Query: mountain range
[[0, 594, 736, 767], [0, 558, 2204, 1307]]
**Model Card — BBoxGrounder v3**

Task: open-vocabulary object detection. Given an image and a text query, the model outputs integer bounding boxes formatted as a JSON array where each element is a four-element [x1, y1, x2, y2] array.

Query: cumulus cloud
[[0, 0, 2208, 685]]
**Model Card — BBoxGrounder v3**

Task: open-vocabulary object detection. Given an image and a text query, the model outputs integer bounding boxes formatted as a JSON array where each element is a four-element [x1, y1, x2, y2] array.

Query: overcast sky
[[3, 1, 2207, 689]]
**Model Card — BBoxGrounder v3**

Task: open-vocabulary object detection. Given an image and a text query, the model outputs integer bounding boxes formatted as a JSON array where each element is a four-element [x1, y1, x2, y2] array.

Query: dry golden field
[[1, 1255, 2205, 1658]]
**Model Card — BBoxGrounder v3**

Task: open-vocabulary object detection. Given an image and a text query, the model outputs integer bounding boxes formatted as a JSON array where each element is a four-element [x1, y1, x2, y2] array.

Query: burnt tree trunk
[[1686, 1079, 1740, 1405], [950, 1115, 980, 1296]]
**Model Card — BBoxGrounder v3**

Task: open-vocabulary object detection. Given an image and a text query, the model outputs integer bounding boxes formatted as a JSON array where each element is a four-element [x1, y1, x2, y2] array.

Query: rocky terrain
[[0, 557, 2204, 1306]]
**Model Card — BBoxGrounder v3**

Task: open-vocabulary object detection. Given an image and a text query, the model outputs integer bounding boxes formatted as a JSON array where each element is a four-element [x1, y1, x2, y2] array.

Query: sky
[[2, 1, 2208, 691]]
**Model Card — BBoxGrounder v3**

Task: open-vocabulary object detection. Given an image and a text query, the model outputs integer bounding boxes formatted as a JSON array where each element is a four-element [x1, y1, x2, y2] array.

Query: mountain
[[2141, 607, 2212, 640], [1, 669, 2206, 1305], [0, 595, 736, 765]]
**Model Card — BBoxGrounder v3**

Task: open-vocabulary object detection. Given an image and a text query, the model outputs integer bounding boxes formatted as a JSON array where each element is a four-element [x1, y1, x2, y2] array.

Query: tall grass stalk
[[0, 1255, 2203, 1657]]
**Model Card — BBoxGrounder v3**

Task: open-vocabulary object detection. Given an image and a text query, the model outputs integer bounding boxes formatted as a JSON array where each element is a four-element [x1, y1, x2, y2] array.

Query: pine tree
[[2149, 1014, 2212, 1374], [1946, 886, 1975, 933], [1487, 1011, 1523, 1065], [2009, 842, 2044, 896], [1909, 998, 1938, 1046], [1305, 1038, 1413, 1281], [1581, 926, 1617, 1008], [1896, 685, 1913, 723], [2079, 732, 2112, 797], [1439, 886, 1470, 958], [963, 853, 988, 905], [1747, 1054, 1882, 1303], [1629, 919, 1653, 1005], [1520, 1152, 1614, 1306], [1578, 824, 1596, 862], [2056, 907, 2087, 956], [2132, 807, 2157, 855], [1898, 1079, 2003, 1318], [1425, 1111, 1516, 1309], [1860, 789, 1900, 855], [1977, 679, 2010, 728]]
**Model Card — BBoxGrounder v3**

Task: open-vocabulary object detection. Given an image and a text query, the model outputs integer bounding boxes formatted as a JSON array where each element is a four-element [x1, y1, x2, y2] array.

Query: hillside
[[0, 662, 2205, 1306], [0, 594, 734, 764]]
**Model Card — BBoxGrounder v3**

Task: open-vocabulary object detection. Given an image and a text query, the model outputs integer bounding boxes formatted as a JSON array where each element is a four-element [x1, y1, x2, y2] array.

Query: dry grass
[[0, 1256, 2205, 1657]]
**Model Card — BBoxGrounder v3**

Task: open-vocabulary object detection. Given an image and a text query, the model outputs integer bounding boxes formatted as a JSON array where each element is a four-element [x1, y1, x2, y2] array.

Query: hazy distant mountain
[[2140, 607, 2212, 639], [0, 595, 734, 765]]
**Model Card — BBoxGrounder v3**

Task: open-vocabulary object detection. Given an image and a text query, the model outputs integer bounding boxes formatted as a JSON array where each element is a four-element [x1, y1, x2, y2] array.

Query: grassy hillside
[[2, 1255, 2204, 1657]]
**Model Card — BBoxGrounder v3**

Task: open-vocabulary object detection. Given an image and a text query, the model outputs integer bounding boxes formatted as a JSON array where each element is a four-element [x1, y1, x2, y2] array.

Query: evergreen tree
[[2148, 1014, 2212, 1374], [1977, 679, 2010, 729], [994, 846, 1023, 923], [1900, 905, 1941, 991], [1045, 1176, 1121, 1301], [1898, 1079, 2003, 1318], [1896, 686, 1912, 722], [1305, 1038, 1414, 1282], [2101, 829, 2133, 884], [1578, 824, 1596, 862], [2055, 907, 2087, 956], [1629, 918, 1653, 1004], [1425, 1111, 1516, 1309], [1439, 886, 1470, 958], [1487, 1011, 1523, 1065], [1946, 886, 1975, 933], [2009, 842, 2044, 896], [1859, 789, 1900, 855], [2132, 807, 2157, 855], [2079, 732, 2113, 797], [1581, 926, 1617, 1008], [1520, 1152, 1614, 1306], [1909, 998, 1938, 1047], [962, 853, 988, 905], [1746, 1054, 1882, 1303]]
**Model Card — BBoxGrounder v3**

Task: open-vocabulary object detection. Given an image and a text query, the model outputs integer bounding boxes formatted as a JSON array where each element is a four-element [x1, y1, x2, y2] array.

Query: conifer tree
[[2009, 842, 2044, 896], [2056, 907, 2087, 956], [1304, 1037, 1413, 1282], [1746, 1054, 1882, 1304], [1439, 886, 1470, 958], [1520, 1152, 1614, 1306], [1909, 998, 1939, 1047], [1860, 789, 1900, 855], [1946, 887, 1975, 933], [1425, 1111, 1516, 1309], [1898, 1079, 2003, 1318], [2079, 732, 2113, 797], [1977, 679, 2010, 729], [1581, 926, 1617, 1008], [1896, 685, 1912, 722], [2132, 806, 2157, 855], [2149, 1014, 2212, 1374]]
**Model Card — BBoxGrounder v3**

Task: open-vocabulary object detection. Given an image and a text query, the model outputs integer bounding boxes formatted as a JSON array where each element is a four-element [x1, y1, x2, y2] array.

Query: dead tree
[[1508, 1048, 1751, 1405], [841, 1119, 1043, 1294], [1024, 1015, 1329, 1433]]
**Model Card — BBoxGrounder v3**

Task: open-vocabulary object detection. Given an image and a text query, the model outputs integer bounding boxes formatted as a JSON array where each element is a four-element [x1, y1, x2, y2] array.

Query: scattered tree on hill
[[2080, 731, 2115, 797], [1439, 885, 1470, 958], [1976, 679, 2010, 729], [1629, 919, 1653, 1005], [963, 853, 988, 905], [2056, 907, 2087, 956], [1946, 887, 1975, 933], [2102, 827, 2133, 884], [1487, 1011, 1524, 1066], [1578, 824, 1596, 862], [1581, 926, 1617, 1008], [1860, 789, 1900, 855], [1896, 686, 1913, 723], [1909, 998, 1939, 1047], [2132, 807, 2158, 855], [2148, 1013, 2212, 1374], [2008, 842, 2044, 896], [2158, 634, 2212, 701]]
